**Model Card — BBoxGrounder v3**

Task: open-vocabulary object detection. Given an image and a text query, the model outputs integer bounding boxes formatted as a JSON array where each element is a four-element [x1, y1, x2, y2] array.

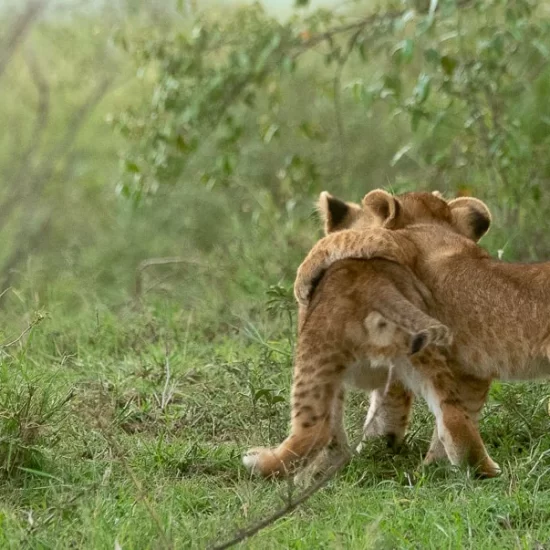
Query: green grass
[[0, 301, 549, 549], [2, 1, 550, 548]]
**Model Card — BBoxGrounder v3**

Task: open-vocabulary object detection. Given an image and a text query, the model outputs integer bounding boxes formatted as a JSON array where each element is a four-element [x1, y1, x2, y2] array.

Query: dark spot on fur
[[411, 332, 427, 354], [302, 422, 314, 429], [470, 209, 490, 239], [441, 396, 461, 407], [378, 320, 388, 329], [295, 380, 306, 388], [334, 364, 346, 373], [293, 391, 308, 399], [312, 391, 321, 400], [327, 196, 349, 228]]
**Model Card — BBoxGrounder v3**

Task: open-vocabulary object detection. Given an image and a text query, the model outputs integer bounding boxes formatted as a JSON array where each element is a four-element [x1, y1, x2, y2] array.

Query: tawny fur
[[243, 258, 459, 479], [295, 189, 550, 475], [244, 190, 499, 480], [305, 189, 492, 453]]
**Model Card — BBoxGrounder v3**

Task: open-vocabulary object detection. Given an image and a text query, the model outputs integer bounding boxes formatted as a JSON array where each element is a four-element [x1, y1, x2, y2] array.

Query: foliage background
[[1, 0, 550, 547]]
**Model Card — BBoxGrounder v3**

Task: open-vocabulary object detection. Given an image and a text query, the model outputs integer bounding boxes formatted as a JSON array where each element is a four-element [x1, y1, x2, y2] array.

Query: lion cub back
[[302, 258, 450, 362]]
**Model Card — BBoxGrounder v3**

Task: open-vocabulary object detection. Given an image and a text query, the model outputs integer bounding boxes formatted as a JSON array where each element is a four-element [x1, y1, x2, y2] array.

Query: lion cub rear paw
[[243, 447, 284, 478], [418, 324, 453, 350], [475, 457, 501, 479]]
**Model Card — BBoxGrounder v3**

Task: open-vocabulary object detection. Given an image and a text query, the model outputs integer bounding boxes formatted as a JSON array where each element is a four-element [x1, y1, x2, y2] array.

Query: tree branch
[[0, 76, 114, 298], [208, 367, 396, 550], [134, 256, 206, 299], [0, 0, 48, 80]]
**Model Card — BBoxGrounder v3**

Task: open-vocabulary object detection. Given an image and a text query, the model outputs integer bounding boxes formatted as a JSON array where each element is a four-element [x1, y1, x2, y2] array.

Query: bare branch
[[2, 46, 51, 210], [0, 76, 114, 297], [22, 48, 50, 166], [0, 311, 46, 349], [135, 257, 206, 298], [0, 0, 48, 80], [208, 367, 395, 550]]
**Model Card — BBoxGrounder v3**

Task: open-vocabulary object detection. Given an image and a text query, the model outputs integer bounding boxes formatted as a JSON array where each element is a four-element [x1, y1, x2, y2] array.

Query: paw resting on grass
[[243, 447, 285, 478]]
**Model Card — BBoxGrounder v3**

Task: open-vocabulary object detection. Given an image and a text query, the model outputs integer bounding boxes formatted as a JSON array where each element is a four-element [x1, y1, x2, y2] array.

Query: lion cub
[[243, 257, 453, 478], [244, 190, 499, 479], [295, 189, 550, 474]]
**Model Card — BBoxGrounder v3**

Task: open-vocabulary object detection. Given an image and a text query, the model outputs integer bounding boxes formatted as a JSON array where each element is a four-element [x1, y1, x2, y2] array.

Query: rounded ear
[[410, 331, 429, 355], [317, 191, 359, 234], [447, 197, 491, 242], [361, 189, 401, 228]]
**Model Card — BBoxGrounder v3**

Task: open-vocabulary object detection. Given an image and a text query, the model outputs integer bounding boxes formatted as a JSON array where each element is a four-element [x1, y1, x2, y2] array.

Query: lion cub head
[[318, 189, 491, 243]]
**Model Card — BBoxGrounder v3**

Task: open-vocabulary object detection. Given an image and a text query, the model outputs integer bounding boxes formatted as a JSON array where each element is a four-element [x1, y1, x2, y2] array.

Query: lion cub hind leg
[[358, 381, 413, 452], [424, 375, 491, 467], [243, 335, 347, 478], [399, 352, 500, 478], [293, 389, 353, 485]]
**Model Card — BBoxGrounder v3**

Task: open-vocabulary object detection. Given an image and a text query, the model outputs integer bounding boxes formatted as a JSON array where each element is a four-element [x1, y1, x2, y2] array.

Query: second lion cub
[[244, 257, 460, 478], [295, 189, 550, 475]]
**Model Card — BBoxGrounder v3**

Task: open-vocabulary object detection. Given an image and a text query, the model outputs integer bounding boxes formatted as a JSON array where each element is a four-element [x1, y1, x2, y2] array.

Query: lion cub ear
[[317, 191, 361, 234], [361, 189, 402, 228], [447, 197, 491, 242]]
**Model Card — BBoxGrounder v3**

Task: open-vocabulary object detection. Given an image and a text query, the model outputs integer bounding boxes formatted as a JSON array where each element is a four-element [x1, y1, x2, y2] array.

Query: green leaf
[[424, 48, 440, 65], [356, 39, 367, 62], [253, 388, 272, 403], [383, 74, 402, 98], [255, 33, 282, 73], [125, 160, 140, 173], [299, 121, 326, 141], [263, 123, 280, 143], [410, 108, 425, 132], [413, 73, 431, 105], [440, 55, 457, 76], [392, 39, 415, 64], [295, 0, 309, 6], [281, 56, 296, 74], [176, 135, 188, 152], [391, 144, 412, 166]]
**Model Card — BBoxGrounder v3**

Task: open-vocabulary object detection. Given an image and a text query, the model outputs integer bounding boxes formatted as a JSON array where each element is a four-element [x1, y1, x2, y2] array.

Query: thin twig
[[332, 26, 363, 184], [0, 312, 45, 349], [208, 367, 395, 550], [160, 342, 173, 412], [135, 257, 206, 298], [0, 0, 48, 80]]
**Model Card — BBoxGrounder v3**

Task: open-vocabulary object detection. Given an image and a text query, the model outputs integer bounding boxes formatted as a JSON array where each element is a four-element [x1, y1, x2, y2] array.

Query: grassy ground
[[2, 2, 550, 548], [0, 299, 549, 549]]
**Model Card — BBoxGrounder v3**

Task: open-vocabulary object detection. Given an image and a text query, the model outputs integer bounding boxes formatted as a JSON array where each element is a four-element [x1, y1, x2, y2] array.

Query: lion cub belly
[[453, 339, 550, 381]]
